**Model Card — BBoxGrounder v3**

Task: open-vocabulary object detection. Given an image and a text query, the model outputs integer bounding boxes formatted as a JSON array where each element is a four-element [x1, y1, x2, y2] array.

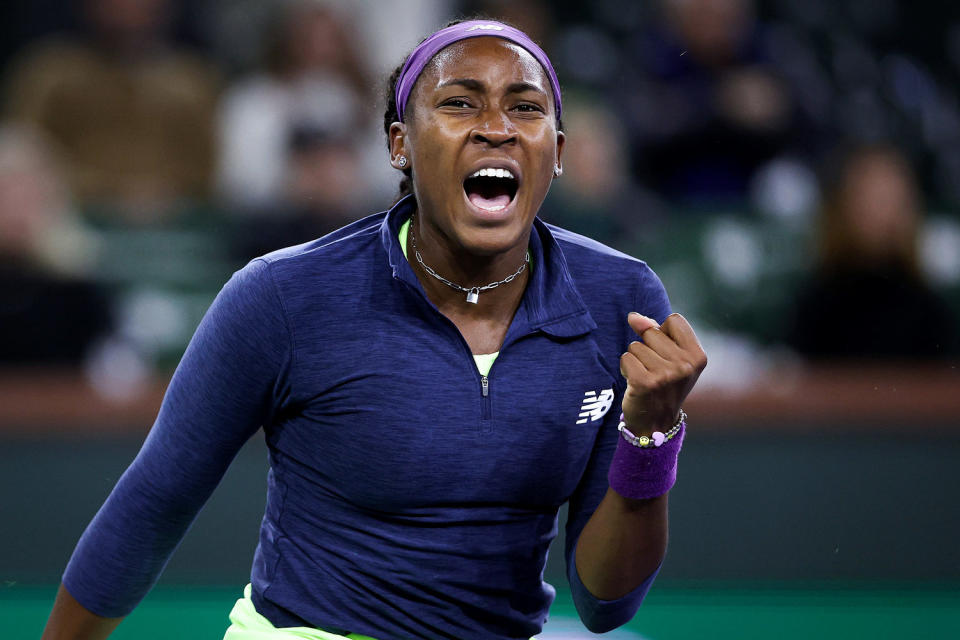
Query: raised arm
[[577, 312, 705, 601], [42, 259, 292, 639], [565, 266, 706, 632]]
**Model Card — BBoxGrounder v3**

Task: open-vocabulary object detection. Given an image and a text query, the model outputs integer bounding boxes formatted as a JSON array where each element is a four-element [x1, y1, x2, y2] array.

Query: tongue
[[468, 192, 511, 211]]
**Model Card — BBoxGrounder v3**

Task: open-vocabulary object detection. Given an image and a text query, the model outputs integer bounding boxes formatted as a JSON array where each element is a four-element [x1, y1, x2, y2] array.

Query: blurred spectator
[[215, 1, 373, 214], [617, 0, 809, 206], [0, 123, 112, 365], [229, 125, 367, 260], [3, 0, 219, 224], [787, 144, 959, 362], [543, 95, 666, 247], [459, 0, 556, 48]]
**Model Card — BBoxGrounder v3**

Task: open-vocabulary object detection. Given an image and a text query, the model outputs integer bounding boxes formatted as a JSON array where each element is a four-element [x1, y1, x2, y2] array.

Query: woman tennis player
[[42, 19, 706, 640]]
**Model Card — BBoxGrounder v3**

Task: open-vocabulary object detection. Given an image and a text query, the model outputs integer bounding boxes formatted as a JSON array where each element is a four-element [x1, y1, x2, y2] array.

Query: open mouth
[[463, 168, 519, 213]]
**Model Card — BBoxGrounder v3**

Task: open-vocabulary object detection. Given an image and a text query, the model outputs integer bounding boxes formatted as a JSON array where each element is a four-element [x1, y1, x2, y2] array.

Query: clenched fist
[[620, 312, 707, 435]]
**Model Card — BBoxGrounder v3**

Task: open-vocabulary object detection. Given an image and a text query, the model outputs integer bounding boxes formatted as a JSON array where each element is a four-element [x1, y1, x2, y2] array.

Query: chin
[[458, 198, 534, 252], [417, 172, 542, 256]]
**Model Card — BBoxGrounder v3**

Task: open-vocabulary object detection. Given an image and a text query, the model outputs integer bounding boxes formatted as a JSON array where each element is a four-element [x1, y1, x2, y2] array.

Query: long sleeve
[[62, 258, 293, 617], [563, 264, 672, 632]]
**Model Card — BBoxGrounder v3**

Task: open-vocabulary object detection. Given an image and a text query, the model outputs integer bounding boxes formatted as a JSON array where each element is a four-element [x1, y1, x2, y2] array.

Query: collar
[[381, 195, 596, 339]]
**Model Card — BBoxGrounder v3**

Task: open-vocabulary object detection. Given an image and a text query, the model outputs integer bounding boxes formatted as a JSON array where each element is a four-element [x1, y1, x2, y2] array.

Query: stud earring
[[397, 156, 407, 168]]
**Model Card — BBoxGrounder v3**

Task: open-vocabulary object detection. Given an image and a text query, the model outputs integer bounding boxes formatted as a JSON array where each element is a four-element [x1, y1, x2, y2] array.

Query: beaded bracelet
[[618, 408, 686, 448]]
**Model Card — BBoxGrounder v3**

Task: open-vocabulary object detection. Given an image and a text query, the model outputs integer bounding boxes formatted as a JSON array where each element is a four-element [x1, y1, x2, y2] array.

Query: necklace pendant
[[466, 288, 480, 304]]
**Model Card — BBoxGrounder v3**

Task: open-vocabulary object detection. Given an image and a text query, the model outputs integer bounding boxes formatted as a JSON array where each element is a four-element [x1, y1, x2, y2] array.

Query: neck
[[407, 214, 531, 316]]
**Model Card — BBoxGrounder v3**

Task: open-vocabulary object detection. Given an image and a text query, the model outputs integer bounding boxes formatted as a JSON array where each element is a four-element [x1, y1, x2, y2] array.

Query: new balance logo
[[576, 389, 614, 424]]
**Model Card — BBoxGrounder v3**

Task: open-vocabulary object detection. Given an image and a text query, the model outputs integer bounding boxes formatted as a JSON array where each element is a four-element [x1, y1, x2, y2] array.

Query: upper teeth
[[470, 168, 515, 179]]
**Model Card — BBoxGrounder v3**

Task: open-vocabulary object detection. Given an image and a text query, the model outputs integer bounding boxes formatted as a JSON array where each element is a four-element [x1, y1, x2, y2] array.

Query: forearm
[[574, 487, 668, 599], [41, 584, 124, 640]]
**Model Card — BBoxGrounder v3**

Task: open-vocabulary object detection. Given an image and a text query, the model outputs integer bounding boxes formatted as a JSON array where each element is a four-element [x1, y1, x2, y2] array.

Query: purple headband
[[395, 20, 562, 122]]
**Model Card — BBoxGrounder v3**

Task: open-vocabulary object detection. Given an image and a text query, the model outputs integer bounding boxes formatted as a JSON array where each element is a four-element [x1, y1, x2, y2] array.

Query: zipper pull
[[481, 375, 489, 397]]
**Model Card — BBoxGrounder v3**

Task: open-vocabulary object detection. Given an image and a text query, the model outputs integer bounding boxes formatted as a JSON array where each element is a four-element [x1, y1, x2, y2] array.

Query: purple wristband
[[608, 422, 685, 500]]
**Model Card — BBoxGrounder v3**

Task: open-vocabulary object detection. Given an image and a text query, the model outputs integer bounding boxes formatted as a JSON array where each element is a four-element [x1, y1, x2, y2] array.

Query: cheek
[[412, 129, 460, 170], [529, 136, 559, 184]]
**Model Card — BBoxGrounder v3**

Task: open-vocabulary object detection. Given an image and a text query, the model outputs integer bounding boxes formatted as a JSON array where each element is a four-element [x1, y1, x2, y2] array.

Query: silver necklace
[[409, 216, 529, 304]]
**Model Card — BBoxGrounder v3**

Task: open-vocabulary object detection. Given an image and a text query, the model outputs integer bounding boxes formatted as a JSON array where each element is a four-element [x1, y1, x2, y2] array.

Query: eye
[[513, 102, 545, 114], [441, 98, 473, 109]]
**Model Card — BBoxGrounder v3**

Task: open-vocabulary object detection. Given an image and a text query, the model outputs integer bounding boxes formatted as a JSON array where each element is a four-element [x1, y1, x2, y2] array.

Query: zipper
[[394, 273, 498, 423], [480, 374, 491, 421]]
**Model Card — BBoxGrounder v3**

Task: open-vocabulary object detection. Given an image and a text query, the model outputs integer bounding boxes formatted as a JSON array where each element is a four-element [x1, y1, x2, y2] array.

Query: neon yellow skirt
[[222, 584, 377, 640]]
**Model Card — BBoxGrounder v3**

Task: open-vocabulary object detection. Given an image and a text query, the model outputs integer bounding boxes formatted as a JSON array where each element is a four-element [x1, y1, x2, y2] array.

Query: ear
[[389, 122, 409, 170], [553, 130, 566, 179]]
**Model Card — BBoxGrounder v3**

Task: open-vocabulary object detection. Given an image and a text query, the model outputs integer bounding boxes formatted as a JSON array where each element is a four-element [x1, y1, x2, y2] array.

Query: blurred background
[[1, 0, 958, 638]]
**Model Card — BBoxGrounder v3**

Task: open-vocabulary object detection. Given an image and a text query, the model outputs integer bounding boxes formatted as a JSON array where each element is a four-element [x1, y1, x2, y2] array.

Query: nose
[[470, 107, 517, 147]]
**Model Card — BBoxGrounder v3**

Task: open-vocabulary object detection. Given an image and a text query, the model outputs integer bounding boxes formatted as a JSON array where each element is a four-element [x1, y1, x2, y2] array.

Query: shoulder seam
[[258, 220, 384, 266], [254, 258, 297, 374], [547, 224, 645, 265]]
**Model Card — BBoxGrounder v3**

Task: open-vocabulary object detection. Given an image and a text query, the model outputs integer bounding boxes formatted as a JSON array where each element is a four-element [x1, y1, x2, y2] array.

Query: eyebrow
[[438, 78, 547, 97]]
